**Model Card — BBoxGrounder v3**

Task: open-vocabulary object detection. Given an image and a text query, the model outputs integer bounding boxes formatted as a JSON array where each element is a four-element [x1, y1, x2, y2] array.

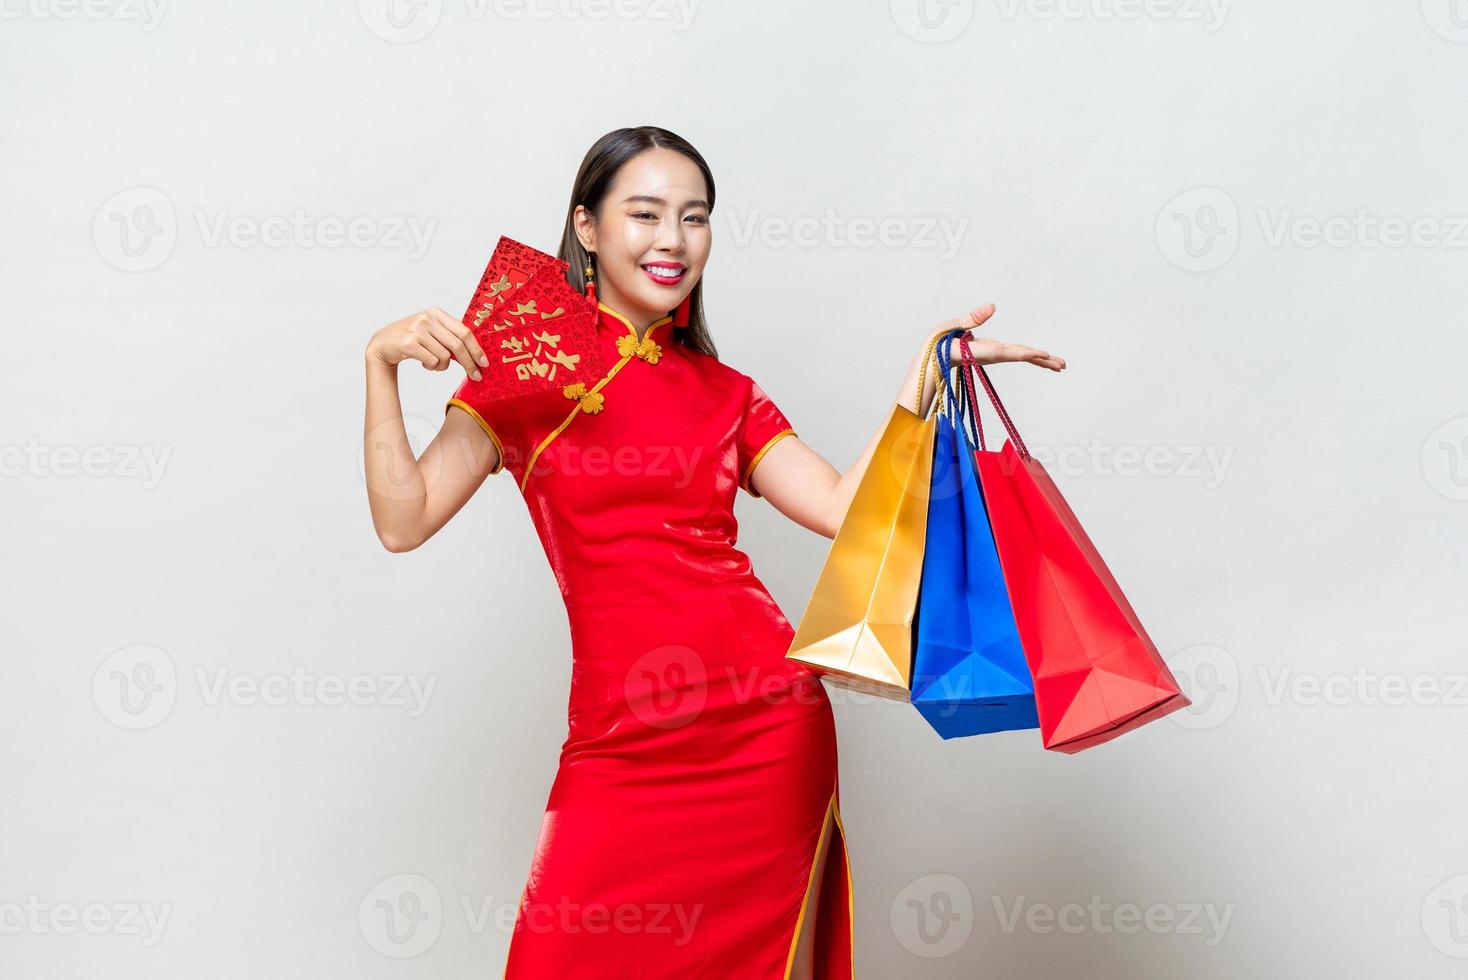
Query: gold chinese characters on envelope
[[459, 236, 605, 401]]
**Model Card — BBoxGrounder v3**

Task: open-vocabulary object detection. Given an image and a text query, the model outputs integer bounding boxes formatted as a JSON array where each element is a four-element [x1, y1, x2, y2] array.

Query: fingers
[[952, 302, 996, 332], [401, 312, 451, 371], [426, 307, 486, 366], [426, 321, 481, 380], [438, 307, 489, 369], [961, 335, 1067, 372], [938, 307, 1065, 372], [408, 339, 451, 371], [1016, 344, 1065, 371], [409, 308, 476, 379], [424, 307, 486, 381], [1021, 349, 1066, 371], [926, 302, 997, 350]]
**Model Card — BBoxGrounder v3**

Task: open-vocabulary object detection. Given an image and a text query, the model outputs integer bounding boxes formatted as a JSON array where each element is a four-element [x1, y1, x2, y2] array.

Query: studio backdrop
[[3, 2, 1465, 978]]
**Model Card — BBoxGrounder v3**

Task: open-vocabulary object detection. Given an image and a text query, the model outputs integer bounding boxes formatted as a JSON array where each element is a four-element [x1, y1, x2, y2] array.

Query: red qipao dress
[[445, 301, 853, 979]]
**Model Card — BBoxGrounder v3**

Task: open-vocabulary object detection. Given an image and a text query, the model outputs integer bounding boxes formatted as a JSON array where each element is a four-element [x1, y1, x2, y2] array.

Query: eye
[[632, 211, 658, 220], [684, 214, 709, 225]]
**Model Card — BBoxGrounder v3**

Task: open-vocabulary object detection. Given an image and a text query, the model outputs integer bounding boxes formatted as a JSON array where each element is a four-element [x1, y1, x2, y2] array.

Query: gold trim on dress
[[515, 304, 675, 491], [781, 787, 854, 979], [740, 428, 797, 498], [597, 301, 673, 346], [833, 795, 854, 973], [445, 397, 505, 475]]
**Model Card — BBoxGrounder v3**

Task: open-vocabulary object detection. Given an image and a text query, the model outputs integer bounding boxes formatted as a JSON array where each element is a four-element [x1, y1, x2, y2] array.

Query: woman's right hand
[[923, 303, 1066, 372], [367, 307, 489, 381]]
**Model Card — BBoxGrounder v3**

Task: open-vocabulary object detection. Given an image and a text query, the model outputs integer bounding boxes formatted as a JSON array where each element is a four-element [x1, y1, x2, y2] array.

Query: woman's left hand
[[931, 302, 1066, 372]]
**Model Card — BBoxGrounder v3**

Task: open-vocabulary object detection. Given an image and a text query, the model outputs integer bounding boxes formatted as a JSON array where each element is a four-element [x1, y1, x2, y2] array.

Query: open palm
[[935, 303, 1066, 372]]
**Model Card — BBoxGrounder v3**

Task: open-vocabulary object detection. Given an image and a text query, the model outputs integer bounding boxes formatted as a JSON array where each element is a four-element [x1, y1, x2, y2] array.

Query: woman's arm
[[750, 304, 1065, 539], [363, 308, 499, 553]]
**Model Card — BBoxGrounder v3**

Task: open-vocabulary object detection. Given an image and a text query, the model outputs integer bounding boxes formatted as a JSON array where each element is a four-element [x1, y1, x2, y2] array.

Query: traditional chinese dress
[[446, 301, 853, 979]]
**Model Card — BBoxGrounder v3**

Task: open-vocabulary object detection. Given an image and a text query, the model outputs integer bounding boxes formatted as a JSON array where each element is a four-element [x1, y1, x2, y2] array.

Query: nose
[[654, 214, 685, 253]]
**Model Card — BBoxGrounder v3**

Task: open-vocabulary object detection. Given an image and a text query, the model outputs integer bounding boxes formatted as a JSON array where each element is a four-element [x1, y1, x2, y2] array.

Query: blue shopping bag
[[910, 331, 1039, 739]]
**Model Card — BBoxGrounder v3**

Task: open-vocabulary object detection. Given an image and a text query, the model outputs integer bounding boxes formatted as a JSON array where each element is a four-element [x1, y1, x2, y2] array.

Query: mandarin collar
[[595, 301, 674, 346]]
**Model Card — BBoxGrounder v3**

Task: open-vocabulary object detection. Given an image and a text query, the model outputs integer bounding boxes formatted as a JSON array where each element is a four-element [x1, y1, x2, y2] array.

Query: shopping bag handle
[[959, 330, 1031, 460], [915, 330, 954, 418], [937, 330, 985, 451], [950, 330, 990, 450]]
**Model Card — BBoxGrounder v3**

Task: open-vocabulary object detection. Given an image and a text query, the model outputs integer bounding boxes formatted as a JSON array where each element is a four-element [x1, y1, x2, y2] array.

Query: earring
[[672, 292, 692, 328], [583, 258, 597, 308]]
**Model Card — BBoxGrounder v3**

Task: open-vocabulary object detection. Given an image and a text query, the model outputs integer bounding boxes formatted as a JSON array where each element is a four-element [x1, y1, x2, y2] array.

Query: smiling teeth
[[645, 266, 682, 275]]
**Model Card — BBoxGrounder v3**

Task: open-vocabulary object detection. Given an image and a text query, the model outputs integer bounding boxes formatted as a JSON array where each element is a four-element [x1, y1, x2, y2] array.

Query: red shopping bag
[[956, 340, 1190, 753]]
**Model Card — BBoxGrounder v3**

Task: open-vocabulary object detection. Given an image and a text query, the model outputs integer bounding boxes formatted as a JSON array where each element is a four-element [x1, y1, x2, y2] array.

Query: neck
[[596, 286, 665, 340]]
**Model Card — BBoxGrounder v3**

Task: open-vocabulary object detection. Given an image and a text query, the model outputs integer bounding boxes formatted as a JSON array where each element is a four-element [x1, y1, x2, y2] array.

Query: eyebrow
[[621, 195, 712, 211]]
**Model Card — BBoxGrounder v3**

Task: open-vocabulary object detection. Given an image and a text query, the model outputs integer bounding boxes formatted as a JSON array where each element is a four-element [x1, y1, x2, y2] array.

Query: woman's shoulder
[[678, 342, 755, 389]]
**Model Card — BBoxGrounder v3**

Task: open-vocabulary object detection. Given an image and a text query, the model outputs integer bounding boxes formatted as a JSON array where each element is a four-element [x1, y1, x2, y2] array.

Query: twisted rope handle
[[915, 330, 952, 417], [935, 332, 957, 418], [950, 331, 989, 452], [937, 331, 985, 451], [959, 337, 1030, 459]]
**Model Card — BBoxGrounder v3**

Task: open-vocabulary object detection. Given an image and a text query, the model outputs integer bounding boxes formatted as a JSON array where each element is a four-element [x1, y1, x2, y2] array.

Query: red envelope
[[460, 237, 605, 401], [466, 235, 567, 324]]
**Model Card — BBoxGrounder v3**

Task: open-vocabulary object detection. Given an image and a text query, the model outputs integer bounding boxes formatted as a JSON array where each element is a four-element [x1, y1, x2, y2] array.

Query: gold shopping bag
[[784, 337, 947, 700]]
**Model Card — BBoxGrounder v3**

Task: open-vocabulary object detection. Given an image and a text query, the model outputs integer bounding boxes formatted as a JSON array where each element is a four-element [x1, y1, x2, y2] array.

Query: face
[[575, 147, 711, 327]]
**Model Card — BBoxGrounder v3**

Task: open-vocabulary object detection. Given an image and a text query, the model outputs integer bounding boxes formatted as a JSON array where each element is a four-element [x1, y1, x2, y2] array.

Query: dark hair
[[558, 126, 718, 359]]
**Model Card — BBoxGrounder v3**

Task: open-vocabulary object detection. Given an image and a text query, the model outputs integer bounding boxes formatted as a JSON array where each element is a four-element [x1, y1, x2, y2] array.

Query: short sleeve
[[736, 376, 798, 498], [445, 374, 522, 477]]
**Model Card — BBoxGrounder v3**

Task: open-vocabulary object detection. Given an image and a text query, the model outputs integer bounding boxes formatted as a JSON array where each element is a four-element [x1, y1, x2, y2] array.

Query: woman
[[362, 126, 1064, 979]]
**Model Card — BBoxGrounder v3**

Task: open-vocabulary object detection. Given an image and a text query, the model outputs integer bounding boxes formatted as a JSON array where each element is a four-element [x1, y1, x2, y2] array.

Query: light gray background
[[4, 1, 1466, 977]]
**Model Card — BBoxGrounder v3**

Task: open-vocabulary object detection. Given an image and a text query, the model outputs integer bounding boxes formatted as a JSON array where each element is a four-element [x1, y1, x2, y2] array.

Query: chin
[[630, 286, 685, 314]]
